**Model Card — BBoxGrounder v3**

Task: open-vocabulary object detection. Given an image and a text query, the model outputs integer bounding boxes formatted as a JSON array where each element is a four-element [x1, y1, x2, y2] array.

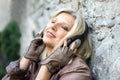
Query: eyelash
[[51, 19, 68, 31], [51, 20, 56, 23], [61, 26, 68, 31]]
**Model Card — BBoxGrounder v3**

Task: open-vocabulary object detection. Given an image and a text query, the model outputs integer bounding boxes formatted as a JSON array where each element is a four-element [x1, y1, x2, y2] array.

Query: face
[[43, 12, 75, 48]]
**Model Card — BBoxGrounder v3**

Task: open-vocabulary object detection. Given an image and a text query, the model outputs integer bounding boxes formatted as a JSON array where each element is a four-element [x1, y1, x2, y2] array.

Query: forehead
[[54, 12, 75, 28]]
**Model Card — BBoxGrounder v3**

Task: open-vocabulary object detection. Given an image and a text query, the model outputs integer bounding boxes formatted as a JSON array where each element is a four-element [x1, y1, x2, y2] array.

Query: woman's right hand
[[24, 30, 45, 62], [20, 30, 45, 70]]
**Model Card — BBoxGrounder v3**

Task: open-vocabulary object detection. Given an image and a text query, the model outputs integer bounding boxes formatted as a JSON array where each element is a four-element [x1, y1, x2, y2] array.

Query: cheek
[[56, 32, 67, 42], [43, 30, 67, 47], [43, 33, 66, 46]]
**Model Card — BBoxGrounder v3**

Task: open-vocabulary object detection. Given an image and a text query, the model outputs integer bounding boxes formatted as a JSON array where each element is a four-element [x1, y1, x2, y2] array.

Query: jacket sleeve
[[52, 57, 92, 80], [2, 60, 30, 80], [59, 72, 92, 80]]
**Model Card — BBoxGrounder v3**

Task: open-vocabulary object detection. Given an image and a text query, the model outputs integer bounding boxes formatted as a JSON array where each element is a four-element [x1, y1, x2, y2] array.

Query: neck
[[45, 46, 53, 56]]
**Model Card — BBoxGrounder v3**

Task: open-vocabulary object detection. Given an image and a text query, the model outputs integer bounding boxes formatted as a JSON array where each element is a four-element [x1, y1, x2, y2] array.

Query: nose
[[50, 23, 57, 31]]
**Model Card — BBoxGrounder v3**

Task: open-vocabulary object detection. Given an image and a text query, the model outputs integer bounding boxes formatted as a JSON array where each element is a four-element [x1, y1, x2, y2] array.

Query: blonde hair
[[49, 9, 92, 59]]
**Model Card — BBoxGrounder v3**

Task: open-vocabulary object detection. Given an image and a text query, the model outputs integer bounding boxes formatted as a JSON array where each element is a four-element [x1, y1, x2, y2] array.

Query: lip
[[45, 31, 56, 38]]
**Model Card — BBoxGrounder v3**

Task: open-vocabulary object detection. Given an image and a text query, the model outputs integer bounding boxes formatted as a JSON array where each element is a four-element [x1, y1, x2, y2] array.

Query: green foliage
[[0, 20, 21, 79]]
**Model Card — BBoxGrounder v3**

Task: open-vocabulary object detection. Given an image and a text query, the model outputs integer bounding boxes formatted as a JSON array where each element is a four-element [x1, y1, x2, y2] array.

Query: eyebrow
[[57, 17, 72, 28]]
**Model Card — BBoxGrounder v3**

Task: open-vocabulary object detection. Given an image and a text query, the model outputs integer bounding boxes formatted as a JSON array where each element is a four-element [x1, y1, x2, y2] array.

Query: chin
[[43, 38, 55, 48]]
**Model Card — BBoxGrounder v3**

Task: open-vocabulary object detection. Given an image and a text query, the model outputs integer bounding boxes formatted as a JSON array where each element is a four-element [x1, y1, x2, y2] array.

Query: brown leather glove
[[24, 31, 45, 62], [6, 60, 29, 80], [41, 46, 75, 74]]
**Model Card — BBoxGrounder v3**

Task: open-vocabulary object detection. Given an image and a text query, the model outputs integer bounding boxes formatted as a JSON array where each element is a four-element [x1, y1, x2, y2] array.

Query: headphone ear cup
[[67, 35, 82, 47]]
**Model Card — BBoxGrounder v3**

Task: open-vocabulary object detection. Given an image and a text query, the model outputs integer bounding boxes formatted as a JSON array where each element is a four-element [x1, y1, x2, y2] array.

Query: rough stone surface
[[0, 0, 120, 80], [0, 0, 11, 31]]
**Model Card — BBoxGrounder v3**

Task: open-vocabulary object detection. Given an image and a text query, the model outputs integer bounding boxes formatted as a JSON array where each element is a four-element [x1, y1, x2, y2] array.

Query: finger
[[34, 37, 41, 40], [35, 29, 44, 38], [73, 49, 77, 53], [75, 39, 81, 48], [63, 39, 68, 47], [70, 41, 76, 50], [70, 39, 81, 50], [38, 29, 44, 34]]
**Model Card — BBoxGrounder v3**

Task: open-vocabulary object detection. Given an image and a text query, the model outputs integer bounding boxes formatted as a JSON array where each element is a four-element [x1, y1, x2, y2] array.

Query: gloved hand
[[24, 30, 45, 62], [41, 46, 74, 74], [41, 39, 81, 74], [6, 60, 29, 80]]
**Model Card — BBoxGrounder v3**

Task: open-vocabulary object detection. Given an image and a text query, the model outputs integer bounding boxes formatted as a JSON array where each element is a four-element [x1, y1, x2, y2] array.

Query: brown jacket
[[2, 57, 92, 80], [50, 57, 92, 80]]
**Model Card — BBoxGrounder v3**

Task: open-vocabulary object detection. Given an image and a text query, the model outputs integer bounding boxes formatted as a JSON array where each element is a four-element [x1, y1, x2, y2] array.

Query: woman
[[2, 9, 92, 80]]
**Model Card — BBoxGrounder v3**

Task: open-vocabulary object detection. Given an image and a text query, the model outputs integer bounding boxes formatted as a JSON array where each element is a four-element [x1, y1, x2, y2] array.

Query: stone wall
[[0, 0, 120, 80], [85, 0, 120, 80], [83, 0, 120, 80], [0, 0, 11, 31]]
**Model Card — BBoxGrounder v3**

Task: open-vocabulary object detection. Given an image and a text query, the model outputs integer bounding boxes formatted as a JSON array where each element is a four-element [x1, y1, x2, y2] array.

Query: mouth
[[46, 31, 56, 38]]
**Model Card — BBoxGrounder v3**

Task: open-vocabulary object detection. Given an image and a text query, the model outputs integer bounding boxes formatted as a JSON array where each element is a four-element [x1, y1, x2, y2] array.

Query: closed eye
[[51, 19, 56, 23], [51, 20, 55, 23], [61, 26, 69, 31]]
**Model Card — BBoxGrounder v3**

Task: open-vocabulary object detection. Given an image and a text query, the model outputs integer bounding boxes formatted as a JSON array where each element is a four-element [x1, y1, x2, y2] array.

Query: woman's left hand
[[64, 39, 81, 54], [41, 39, 81, 74]]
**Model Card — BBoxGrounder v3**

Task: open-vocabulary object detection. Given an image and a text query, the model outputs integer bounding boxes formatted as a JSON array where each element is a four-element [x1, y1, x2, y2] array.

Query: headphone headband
[[79, 22, 89, 43]]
